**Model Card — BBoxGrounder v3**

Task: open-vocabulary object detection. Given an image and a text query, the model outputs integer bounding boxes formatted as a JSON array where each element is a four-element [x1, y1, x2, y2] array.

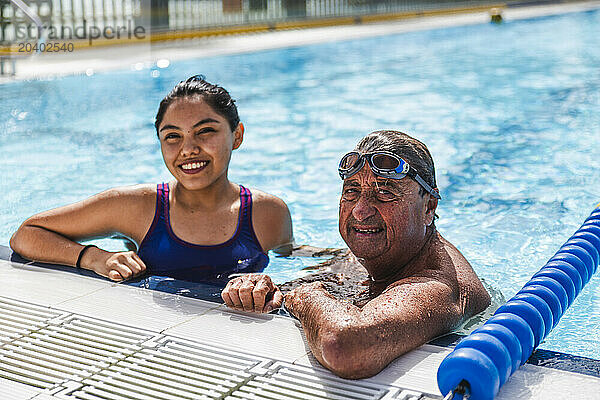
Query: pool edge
[[2, 243, 599, 380]]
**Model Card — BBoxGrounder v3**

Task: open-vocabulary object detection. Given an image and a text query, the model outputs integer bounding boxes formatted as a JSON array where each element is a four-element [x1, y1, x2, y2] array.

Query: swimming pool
[[1, 7, 599, 361]]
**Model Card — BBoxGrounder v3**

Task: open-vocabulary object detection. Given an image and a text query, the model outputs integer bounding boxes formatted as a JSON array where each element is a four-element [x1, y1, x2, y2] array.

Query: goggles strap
[[410, 170, 440, 199]]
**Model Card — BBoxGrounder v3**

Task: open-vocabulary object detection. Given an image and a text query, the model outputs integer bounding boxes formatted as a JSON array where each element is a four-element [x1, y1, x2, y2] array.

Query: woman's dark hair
[[155, 75, 240, 135]]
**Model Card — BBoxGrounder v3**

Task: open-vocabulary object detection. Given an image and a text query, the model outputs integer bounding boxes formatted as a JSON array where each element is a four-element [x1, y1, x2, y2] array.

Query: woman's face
[[158, 97, 243, 191]]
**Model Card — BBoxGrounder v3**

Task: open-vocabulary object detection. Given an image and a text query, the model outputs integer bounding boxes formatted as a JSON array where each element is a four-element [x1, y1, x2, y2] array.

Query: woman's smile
[[159, 98, 240, 191], [179, 159, 210, 174]]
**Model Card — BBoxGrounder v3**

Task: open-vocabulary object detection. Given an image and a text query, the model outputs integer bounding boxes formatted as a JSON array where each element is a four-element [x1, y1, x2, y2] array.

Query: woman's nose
[[181, 135, 201, 156]]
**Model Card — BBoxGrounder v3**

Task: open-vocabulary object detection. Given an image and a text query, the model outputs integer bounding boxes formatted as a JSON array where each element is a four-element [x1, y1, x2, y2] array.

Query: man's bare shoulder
[[423, 230, 491, 318]]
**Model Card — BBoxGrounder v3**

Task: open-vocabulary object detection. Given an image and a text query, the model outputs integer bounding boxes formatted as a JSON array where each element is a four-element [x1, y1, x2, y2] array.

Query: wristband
[[76, 245, 98, 269]]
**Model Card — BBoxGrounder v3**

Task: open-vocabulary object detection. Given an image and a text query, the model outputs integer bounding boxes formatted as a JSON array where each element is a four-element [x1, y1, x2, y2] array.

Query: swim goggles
[[338, 151, 441, 199]]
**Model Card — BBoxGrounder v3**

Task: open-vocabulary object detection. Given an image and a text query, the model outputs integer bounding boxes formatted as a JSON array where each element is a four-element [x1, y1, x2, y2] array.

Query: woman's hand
[[82, 247, 147, 281], [221, 274, 283, 313]]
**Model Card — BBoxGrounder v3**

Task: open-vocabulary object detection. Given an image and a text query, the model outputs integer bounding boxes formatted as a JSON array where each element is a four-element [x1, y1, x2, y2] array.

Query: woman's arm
[[251, 190, 294, 255], [9, 185, 155, 280]]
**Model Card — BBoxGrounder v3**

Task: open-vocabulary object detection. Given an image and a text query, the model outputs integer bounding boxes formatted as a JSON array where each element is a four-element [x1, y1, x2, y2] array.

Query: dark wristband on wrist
[[76, 245, 98, 269]]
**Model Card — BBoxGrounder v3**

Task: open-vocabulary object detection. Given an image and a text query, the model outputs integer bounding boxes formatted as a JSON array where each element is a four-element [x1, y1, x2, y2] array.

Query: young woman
[[10, 75, 293, 284]]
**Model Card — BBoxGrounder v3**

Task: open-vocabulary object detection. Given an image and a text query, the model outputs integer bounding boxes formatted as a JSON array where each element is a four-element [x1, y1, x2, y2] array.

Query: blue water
[[1, 9, 600, 359]]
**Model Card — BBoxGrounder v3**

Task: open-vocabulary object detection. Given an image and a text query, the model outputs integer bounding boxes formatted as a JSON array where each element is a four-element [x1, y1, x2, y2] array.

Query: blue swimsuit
[[137, 183, 269, 283]]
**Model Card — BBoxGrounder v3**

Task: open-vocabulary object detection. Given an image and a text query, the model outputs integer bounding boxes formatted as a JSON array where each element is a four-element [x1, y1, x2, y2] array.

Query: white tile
[[52, 284, 220, 332], [294, 344, 600, 399], [497, 364, 600, 400], [0, 377, 43, 400], [0, 259, 111, 306], [164, 305, 311, 362], [293, 343, 448, 395]]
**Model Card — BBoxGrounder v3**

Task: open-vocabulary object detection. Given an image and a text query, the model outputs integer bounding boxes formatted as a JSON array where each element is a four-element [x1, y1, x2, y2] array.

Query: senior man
[[222, 130, 490, 379]]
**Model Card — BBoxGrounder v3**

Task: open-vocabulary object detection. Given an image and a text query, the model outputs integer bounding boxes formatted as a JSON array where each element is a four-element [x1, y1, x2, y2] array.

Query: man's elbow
[[319, 331, 384, 379]]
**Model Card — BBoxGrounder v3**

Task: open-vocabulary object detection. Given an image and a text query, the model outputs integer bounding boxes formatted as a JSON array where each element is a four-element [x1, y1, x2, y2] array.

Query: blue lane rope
[[437, 204, 600, 400]]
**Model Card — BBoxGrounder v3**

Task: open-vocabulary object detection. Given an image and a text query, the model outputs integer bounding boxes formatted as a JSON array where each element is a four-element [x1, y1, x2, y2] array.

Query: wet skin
[[158, 97, 243, 195], [283, 167, 489, 378], [338, 167, 434, 282], [10, 96, 293, 282], [223, 163, 490, 379]]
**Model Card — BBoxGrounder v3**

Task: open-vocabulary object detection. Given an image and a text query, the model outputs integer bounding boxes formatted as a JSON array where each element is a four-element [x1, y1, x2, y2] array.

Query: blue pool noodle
[[437, 205, 600, 400]]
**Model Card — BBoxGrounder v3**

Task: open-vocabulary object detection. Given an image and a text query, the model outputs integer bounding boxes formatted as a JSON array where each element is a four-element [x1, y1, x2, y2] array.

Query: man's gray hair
[[355, 130, 438, 194]]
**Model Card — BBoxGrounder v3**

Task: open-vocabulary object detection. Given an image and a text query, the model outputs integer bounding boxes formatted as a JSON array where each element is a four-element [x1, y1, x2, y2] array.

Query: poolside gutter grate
[[69, 337, 271, 400], [0, 297, 436, 399], [228, 362, 392, 400], [0, 296, 64, 346]]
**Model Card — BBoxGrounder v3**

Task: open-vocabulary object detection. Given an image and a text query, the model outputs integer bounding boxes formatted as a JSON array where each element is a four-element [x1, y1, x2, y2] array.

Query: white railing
[[1, 0, 46, 75]]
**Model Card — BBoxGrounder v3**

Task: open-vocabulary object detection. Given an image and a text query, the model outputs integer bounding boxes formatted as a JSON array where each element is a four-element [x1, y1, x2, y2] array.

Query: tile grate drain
[[0, 296, 63, 346], [0, 298, 438, 399], [69, 337, 270, 400], [230, 362, 390, 400], [0, 308, 156, 390]]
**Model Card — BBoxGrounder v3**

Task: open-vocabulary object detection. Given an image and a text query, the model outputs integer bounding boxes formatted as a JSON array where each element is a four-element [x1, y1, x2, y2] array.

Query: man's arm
[[284, 277, 463, 379]]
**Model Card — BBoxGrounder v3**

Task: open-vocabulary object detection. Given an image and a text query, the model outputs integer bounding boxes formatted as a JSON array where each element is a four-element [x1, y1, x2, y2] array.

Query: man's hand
[[222, 274, 283, 313], [84, 248, 147, 281], [284, 281, 327, 317]]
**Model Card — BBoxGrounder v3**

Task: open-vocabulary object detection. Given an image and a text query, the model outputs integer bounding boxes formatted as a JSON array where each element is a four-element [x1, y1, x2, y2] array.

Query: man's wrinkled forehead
[[342, 172, 405, 190]]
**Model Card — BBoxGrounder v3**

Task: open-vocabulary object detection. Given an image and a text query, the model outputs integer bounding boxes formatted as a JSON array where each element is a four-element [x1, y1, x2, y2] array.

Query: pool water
[[1, 8, 600, 359]]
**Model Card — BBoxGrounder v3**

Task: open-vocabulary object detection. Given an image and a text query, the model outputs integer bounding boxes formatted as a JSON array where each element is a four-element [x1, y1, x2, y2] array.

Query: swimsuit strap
[[239, 185, 264, 252]]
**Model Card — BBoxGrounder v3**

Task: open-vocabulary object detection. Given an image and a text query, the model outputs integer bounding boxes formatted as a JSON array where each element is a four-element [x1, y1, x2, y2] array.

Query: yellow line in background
[[0, 3, 505, 56]]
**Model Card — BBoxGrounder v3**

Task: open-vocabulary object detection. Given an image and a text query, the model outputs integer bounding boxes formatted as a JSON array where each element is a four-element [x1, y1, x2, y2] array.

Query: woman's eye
[[164, 133, 180, 140]]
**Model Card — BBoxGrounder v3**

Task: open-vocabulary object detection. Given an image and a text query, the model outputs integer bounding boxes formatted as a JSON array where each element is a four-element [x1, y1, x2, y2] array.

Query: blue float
[[542, 261, 582, 297], [494, 300, 545, 348], [437, 347, 500, 400], [473, 324, 522, 375], [579, 224, 600, 244], [485, 313, 534, 365], [524, 276, 568, 313], [518, 285, 562, 328], [566, 238, 599, 267], [584, 210, 600, 223], [454, 333, 512, 386], [551, 252, 589, 284], [535, 263, 579, 304], [571, 232, 600, 266], [510, 293, 553, 338], [557, 245, 594, 279], [437, 205, 600, 399]]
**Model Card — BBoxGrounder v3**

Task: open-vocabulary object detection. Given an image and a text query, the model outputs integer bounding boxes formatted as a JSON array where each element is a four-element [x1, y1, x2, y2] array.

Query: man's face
[[339, 164, 429, 265]]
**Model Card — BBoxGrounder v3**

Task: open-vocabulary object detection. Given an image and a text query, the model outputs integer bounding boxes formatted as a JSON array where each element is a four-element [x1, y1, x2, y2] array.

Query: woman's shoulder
[[104, 183, 157, 198], [89, 184, 159, 223], [95, 184, 159, 243], [245, 187, 293, 252], [97, 183, 157, 207], [247, 187, 289, 211]]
